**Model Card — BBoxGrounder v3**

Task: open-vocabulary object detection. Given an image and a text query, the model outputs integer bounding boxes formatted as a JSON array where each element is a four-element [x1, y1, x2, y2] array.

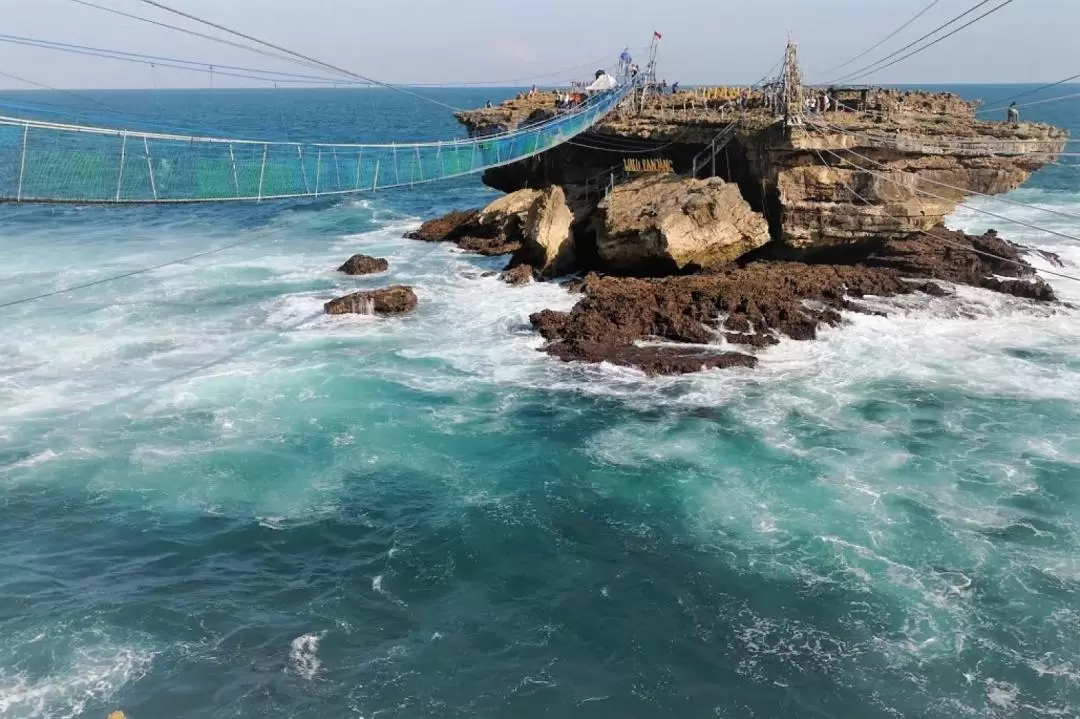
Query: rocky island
[[344, 84, 1069, 374]]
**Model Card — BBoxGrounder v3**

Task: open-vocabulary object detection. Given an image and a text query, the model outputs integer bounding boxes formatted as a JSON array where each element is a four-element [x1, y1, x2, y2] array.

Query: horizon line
[[0, 81, 1076, 93]]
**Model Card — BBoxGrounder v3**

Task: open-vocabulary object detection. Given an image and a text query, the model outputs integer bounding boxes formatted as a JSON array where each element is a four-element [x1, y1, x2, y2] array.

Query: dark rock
[[526, 226, 1059, 375], [457, 235, 522, 256], [980, 277, 1057, 301], [919, 282, 949, 297], [324, 285, 418, 316], [725, 332, 780, 348], [840, 299, 888, 317], [500, 264, 537, 286], [545, 341, 758, 376], [404, 210, 480, 242], [1026, 247, 1066, 268], [338, 254, 389, 276], [405, 208, 520, 256]]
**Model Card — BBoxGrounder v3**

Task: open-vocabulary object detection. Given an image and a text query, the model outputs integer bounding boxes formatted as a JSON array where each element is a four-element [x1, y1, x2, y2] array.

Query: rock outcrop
[[516, 186, 577, 277], [776, 121, 1068, 249], [478, 188, 543, 236], [530, 229, 1055, 375], [596, 175, 771, 274], [403, 208, 520, 256], [405, 210, 479, 243], [324, 285, 418, 316], [409, 188, 580, 276], [338, 254, 389, 276], [500, 263, 536, 285], [454, 88, 1067, 253]]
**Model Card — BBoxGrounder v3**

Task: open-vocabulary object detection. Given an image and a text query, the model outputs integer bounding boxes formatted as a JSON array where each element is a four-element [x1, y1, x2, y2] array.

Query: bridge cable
[[0, 68, 154, 119], [980, 90, 1080, 115], [67, 0, 353, 80], [67, 1, 633, 90], [831, 0, 1020, 85], [816, 0, 944, 78], [131, 0, 464, 111], [80, 311, 326, 420], [0, 34, 361, 88], [0, 233, 275, 311], [804, 144, 1080, 284], [975, 72, 1080, 112], [0, 62, 292, 141]]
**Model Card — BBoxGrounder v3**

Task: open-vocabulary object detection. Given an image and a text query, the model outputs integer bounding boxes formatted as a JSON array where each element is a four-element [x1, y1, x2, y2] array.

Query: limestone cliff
[[454, 88, 1068, 253]]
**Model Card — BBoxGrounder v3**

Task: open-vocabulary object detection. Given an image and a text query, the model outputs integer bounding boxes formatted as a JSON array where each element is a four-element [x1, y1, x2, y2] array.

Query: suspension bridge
[[0, 81, 636, 204]]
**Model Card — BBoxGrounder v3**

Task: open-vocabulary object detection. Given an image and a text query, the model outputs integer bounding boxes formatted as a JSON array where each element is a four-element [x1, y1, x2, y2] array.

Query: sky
[[0, 0, 1076, 90]]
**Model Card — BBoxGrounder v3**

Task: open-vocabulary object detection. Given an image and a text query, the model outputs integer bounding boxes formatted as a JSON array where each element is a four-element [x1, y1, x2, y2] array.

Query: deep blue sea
[[1, 84, 1079, 719]]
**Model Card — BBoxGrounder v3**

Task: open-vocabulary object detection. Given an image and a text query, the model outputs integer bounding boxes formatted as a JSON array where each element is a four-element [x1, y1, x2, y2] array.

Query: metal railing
[[690, 123, 741, 178]]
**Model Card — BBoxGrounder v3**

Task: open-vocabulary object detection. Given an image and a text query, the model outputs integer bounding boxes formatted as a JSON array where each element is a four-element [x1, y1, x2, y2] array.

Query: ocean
[[0, 84, 1078, 719]]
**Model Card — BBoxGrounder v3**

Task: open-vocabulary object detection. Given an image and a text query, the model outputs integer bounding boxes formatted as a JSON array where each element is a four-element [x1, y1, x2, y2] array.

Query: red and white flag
[[653, 31, 663, 41]]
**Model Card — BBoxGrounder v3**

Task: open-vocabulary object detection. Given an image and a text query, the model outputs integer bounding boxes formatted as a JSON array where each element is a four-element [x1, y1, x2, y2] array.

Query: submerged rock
[[860, 228, 1056, 302], [338, 254, 389, 276], [546, 341, 758, 376], [596, 175, 771, 275], [324, 285, 418, 316], [500, 263, 536, 286]]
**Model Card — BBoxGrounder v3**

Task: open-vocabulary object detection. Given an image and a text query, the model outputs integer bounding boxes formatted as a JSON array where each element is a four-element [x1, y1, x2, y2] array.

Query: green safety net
[[0, 86, 631, 204]]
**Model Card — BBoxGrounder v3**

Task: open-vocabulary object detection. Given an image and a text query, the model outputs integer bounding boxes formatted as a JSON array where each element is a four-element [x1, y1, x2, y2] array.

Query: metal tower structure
[[779, 38, 805, 126]]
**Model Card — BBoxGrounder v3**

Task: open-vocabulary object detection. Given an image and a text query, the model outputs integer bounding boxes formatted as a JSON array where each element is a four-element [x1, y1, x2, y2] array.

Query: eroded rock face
[[518, 186, 577, 277], [338, 254, 389, 276], [530, 229, 1055, 375], [324, 285, 418, 316], [479, 189, 543, 237], [596, 175, 771, 275], [746, 122, 1067, 250]]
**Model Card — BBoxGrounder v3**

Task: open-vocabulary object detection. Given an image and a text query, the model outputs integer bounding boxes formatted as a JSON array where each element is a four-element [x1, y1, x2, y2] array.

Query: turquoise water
[[1, 86, 1079, 718]]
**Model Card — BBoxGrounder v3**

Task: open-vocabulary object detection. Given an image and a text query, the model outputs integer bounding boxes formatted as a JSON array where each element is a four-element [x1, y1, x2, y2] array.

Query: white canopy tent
[[585, 73, 618, 93]]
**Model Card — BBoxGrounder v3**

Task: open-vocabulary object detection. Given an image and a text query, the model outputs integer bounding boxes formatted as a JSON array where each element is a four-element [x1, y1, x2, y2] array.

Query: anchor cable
[[831, 0, 1021, 84]]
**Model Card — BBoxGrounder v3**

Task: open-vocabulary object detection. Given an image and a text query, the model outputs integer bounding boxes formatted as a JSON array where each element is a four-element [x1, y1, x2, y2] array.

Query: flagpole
[[644, 31, 662, 105]]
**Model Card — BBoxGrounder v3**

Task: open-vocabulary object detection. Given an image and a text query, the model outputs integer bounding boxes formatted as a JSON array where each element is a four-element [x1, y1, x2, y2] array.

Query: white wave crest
[[288, 633, 324, 681], [0, 644, 154, 719]]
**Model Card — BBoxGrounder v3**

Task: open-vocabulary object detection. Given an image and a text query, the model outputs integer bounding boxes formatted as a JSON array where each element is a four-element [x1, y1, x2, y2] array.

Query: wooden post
[[297, 145, 310, 194], [115, 132, 128, 202], [257, 144, 267, 202], [16, 122, 29, 202], [228, 143, 239, 198], [145, 137, 158, 200]]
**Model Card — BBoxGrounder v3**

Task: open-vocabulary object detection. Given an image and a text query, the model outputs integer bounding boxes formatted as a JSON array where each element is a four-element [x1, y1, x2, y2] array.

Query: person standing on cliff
[[1008, 102, 1019, 126]]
